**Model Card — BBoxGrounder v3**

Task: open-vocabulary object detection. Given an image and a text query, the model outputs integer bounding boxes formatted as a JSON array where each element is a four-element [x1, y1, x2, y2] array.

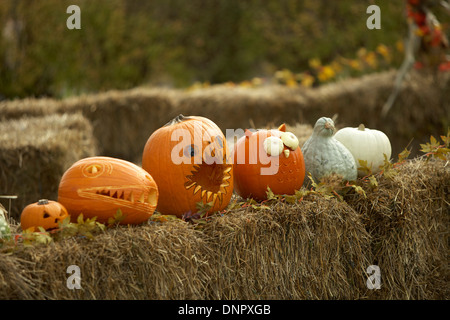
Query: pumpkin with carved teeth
[[58, 156, 158, 225], [142, 114, 233, 218]]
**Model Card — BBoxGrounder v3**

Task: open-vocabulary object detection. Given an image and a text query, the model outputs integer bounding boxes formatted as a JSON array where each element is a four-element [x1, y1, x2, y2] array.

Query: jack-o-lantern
[[20, 199, 69, 231], [58, 156, 158, 225], [232, 124, 305, 201], [142, 114, 233, 218]]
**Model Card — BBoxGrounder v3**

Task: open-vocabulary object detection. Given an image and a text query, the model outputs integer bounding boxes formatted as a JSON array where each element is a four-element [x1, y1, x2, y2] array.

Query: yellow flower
[[308, 58, 321, 69], [364, 51, 378, 69], [299, 73, 315, 87], [376, 44, 391, 62], [330, 60, 343, 73], [239, 80, 253, 88], [357, 47, 368, 59], [396, 40, 404, 53], [251, 77, 263, 86], [348, 59, 363, 71], [318, 65, 335, 82], [285, 77, 298, 87]]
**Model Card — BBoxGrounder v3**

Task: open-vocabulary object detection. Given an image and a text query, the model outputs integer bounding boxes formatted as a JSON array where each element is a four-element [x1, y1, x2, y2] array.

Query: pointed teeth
[[212, 193, 218, 204], [220, 182, 230, 188], [223, 175, 231, 181], [192, 166, 200, 173], [201, 190, 207, 197], [283, 149, 290, 158], [206, 191, 213, 201], [185, 181, 196, 189], [223, 167, 232, 173], [194, 185, 202, 195]]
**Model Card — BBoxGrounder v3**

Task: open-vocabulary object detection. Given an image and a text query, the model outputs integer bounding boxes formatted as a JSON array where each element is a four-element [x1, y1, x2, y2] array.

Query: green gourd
[[301, 117, 357, 185]]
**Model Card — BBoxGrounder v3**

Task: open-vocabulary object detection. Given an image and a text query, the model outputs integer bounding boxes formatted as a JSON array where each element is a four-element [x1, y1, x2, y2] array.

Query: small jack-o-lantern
[[58, 156, 158, 225], [20, 199, 69, 231], [232, 124, 305, 201], [142, 114, 233, 218]]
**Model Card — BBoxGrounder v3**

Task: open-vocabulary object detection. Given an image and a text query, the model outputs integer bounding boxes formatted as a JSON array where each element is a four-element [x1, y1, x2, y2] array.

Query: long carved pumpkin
[[142, 114, 233, 218], [232, 124, 305, 201], [58, 156, 158, 225]]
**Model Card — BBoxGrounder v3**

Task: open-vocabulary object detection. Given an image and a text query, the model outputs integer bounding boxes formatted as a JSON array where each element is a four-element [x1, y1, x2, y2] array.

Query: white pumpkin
[[334, 124, 392, 176], [301, 117, 357, 185]]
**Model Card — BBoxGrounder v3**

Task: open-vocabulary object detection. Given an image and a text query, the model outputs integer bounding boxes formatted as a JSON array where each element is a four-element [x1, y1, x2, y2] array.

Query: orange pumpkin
[[20, 199, 69, 231], [232, 124, 305, 201], [142, 114, 233, 218], [58, 156, 158, 225]]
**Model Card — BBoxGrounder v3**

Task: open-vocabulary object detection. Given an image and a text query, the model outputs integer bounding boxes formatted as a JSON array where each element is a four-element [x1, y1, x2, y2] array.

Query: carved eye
[[184, 144, 199, 158], [82, 163, 105, 178], [263, 136, 284, 157], [281, 132, 299, 150]]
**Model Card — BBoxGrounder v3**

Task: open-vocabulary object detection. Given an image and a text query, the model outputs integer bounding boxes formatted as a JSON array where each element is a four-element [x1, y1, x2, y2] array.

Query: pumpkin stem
[[38, 199, 49, 205], [358, 124, 366, 131], [165, 114, 191, 126]]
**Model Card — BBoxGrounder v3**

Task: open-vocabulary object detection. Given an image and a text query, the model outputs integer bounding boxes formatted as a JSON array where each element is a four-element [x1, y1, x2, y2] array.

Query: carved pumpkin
[[232, 124, 305, 201], [58, 156, 158, 225], [334, 124, 392, 176], [142, 114, 233, 218], [20, 199, 69, 231]]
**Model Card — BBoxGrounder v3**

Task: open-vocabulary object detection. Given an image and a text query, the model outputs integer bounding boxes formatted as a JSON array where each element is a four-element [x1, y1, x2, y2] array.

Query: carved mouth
[[184, 163, 232, 207], [77, 185, 158, 211]]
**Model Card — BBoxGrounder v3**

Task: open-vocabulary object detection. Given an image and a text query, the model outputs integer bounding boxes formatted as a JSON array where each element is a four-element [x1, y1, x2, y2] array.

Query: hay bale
[[175, 70, 449, 157], [0, 157, 447, 300], [346, 157, 449, 299], [0, 113, 97, 220], [201, 198, 372, 299], [60, 88, 179, 162], [0, 196, 371, 300], [0, 221, 211, 300], [0, 88, 179, 162], [1, 70, 447, 160], [175, 85, 308, 133]]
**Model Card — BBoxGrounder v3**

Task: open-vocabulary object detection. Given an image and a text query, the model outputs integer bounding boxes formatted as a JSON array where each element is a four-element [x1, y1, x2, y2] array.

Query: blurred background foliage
[[0, 0, 428, 100]]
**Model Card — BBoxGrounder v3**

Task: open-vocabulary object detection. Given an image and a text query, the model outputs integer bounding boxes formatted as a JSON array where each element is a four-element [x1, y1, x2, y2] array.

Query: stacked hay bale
[[0, 157, 447, 300], [346, 158, 449, 299], [0, 113, 97, 220], [0, 87, 179, 163], [1, 70, 448, 160]]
